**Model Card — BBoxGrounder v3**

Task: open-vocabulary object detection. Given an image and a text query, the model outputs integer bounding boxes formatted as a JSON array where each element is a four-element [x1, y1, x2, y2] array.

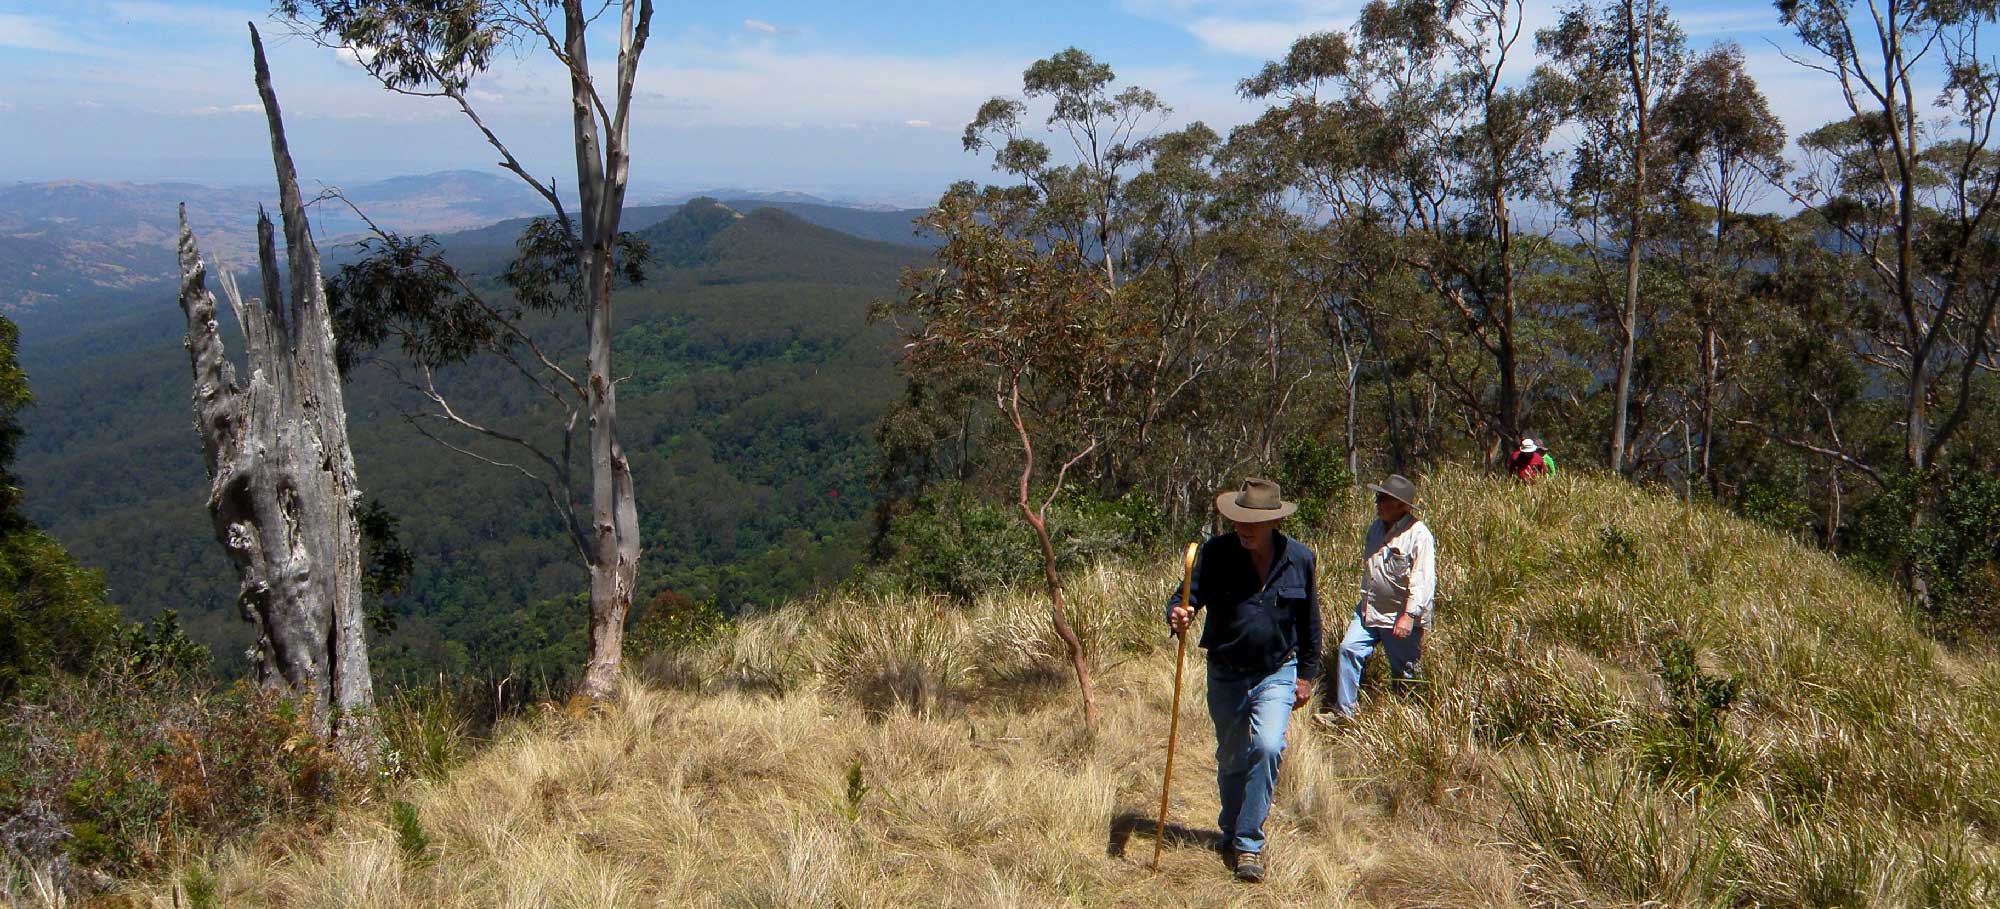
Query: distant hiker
[[1166, 477, 1322, 884], [1509, 438, 1551, 482], [1329, 474, 1435, 718]]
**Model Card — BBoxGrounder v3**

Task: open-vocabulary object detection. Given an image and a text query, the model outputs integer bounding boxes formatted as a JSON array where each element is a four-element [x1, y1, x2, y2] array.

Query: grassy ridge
[[126, 470, 2000, 907]]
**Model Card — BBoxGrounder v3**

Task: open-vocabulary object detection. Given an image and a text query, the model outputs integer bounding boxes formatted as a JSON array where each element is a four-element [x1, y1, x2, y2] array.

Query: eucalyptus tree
[[1773, 0, 2000, 476], [1116, 122, 1279, 512], [1237, 29, 1429, 474], [277, 0, 656, 699], [963, 47, 1169, 290], [879, 183, 1125, 730], [1539, 0, 1689, 473], [1659, 43, 1786, 495], [1244, 0, 1566, 460]]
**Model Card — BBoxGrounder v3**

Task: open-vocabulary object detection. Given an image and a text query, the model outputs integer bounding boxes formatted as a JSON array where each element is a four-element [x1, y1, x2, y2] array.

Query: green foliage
[[868, 482, 1163, 601], [626, 589, 731, 657], [1274, 436, 1353, 530], [0, 668, 349, 887], [1846, 468, 2000, 632], [1596, 524, 1638, 566], [1737, 474, 1814, 536], [377, 679, 472, 784], [0, 525, 120, 699], [358, 499, 415, 638], [276, 0, 506, 95], [842, 759, 868, 821], [1635, 637, 1745, 791], [391, 800, 434, 867], [0, 306, 131, 702], [180, 864, 218, 909], [869, 483, 1029, 600]]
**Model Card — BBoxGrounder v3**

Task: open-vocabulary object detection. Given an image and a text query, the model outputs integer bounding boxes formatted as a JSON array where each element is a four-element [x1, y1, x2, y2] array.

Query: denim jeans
[[1332, 612, 1424, 717], [1206, 658, 1297, 855]]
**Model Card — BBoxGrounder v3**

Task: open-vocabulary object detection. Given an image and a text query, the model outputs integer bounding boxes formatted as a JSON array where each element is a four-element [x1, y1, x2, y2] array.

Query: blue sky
[[0, 0, 1918, 205]]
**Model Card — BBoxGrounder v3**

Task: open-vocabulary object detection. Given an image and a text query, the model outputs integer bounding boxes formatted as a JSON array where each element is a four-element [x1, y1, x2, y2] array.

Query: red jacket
[[1510, 449, 1546, 479]]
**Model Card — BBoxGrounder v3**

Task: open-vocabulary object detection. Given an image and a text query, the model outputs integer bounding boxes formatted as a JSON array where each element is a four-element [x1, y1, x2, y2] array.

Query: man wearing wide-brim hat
[[1329, 474, 1436, 717], [1166, 477, 1322, 883]]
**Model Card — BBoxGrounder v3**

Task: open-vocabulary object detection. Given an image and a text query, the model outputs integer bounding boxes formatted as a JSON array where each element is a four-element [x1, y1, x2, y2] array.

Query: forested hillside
[[14, 200, 926, 679]]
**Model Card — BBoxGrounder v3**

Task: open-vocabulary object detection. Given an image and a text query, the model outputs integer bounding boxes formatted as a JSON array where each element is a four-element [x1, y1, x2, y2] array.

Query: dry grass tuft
[[106, 468, 2000, 908]]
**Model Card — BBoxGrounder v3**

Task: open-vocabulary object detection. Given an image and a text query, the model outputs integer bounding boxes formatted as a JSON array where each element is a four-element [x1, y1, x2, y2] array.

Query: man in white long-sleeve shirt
[[1330, 474, 1436, 717]]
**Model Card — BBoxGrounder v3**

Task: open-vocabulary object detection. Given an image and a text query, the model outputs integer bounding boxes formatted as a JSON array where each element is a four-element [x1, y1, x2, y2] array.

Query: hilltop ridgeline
[[126, 470, 2000, 908]]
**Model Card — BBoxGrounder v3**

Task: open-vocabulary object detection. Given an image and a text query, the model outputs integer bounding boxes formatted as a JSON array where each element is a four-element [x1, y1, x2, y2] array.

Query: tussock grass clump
[[106, 468, 2000, 908]]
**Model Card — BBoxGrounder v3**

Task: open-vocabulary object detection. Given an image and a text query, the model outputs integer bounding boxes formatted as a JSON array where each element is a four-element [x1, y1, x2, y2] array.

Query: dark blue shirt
[[1165, 531, 1322, 681]]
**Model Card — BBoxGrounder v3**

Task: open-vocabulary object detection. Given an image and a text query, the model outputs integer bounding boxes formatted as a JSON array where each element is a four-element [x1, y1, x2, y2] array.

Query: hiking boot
[[1233, 851, 1266, 883]]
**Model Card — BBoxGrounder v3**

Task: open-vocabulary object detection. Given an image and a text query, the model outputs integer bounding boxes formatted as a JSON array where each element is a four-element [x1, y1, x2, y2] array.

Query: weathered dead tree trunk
[[173, 24, 375, 764]]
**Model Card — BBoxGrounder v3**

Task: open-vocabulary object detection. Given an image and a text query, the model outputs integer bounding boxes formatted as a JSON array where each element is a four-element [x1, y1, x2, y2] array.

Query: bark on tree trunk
[[1611, 0, 1655, 476], [1003, 378, 1099, 730], [1611, 213, 1642, 474], [565, 0, 647, 701], [1026, 508, 1099, 732], [172, 24, 375, 764]]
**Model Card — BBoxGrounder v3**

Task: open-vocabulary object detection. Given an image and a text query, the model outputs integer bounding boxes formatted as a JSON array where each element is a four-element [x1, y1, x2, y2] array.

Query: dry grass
[[115, 469, 2000, 908]]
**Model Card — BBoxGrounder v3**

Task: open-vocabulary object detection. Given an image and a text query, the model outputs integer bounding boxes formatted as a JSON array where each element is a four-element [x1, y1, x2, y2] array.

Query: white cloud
[[0, 12, 102, 55], [743, 19, 779, 34], [904, 119, 931, 127], [1678, 8, 1788, 37], [634, 45, 1026, 130], [1183, 16, 1341, 57], [0, 100, 14, 112], [189, 103, 262, 116], [1120, 0, 1360, 57], [75, 99, 103, 109], [336, 45, 378, 69]]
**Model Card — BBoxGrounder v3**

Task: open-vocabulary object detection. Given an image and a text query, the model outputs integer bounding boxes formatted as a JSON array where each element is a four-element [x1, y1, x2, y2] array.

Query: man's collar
[[1376, 514, 1415, 534]]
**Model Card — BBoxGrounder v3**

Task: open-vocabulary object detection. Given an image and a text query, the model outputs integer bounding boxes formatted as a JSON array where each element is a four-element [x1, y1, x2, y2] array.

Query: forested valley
[[4, 0, 2000, 903], [15, 197, 931, 681]]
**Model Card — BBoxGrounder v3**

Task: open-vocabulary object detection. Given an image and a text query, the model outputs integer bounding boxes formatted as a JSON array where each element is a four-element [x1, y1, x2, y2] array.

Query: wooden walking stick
[[1152, 541, 1199, 871]]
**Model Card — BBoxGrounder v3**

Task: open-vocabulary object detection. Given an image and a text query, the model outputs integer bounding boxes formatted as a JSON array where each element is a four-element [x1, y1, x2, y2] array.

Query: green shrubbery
[[866, 481, 1166, 601], [1274, 437, 1354, 531], [0, 523, 123, 700], [0, 662, 348, 894], [1846, 467, 2000, 635]]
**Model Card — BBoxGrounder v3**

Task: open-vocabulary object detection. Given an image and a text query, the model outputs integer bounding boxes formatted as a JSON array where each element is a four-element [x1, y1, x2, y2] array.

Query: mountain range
[[14, 192, 933, 678], [0, 170, 933, 311]]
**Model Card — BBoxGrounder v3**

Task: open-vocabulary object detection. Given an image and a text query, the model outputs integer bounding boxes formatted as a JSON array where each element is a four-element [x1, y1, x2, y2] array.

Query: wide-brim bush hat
[[1519, 438, 1540, 453], [1368, 474, 1419, 511], [1215, 477, 1298, 523]]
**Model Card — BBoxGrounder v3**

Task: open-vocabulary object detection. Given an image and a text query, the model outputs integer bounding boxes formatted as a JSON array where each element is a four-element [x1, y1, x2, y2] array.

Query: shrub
[[1846, 467, 2000, 634], [377, 679, 473, 784], [1634, 636, 1746, 791], [869, 481, 1163, 601], [0, 667, 350, 899], [391, 800, 433, 867], [0, 524, 123, 700], [870, 482, 1033, 600], [627, 588, 732, 658], [1275, 436, 1354, 530]]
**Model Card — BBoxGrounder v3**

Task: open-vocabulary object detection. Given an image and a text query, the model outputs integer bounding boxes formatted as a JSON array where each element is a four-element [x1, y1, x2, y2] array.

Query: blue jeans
[[1206, 659, 1296, 855], [1333, 613, 1424, 716]]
